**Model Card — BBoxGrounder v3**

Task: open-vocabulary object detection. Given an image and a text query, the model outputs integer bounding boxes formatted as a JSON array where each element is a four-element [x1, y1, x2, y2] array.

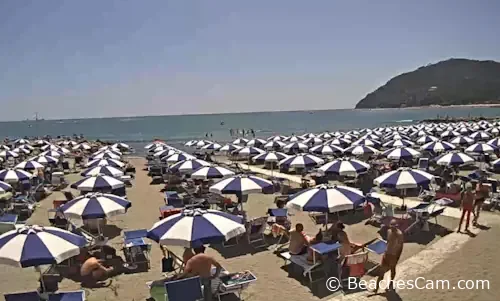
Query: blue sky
[[0, 0, 499, 121]]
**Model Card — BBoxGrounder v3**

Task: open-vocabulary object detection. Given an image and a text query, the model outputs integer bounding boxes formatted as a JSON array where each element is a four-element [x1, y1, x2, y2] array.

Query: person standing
[[372, 219, 404, 293], [458, 183, 475, 233], [473, 179, 489, 226]]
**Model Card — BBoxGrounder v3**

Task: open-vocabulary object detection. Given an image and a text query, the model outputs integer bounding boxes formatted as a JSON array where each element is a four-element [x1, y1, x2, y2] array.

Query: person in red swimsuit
[[458, 183, 475, 233]]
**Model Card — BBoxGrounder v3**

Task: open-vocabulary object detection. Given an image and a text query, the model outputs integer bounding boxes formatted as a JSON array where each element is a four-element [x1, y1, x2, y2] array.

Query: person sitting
[[306, 230, 324, 262], [289, 223, 310, 255], [182, 247, 195, 263], [325, 221, 346, 242], [80, 255, 114, 285]]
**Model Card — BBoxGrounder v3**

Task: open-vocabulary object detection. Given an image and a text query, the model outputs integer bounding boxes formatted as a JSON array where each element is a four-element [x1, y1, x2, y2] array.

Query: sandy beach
[[1, 156, 498, 301]]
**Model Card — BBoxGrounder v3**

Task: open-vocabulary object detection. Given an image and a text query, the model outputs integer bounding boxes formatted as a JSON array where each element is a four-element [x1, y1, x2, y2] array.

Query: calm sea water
[[1, 107, 499, 152]]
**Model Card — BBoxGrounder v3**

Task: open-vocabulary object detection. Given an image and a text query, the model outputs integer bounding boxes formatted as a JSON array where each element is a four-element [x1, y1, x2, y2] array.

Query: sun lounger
[[123, 229, 151, 270], [165, 276, 203, 301], [70, 223, 108, 247], [4, 290, 85, 301], [246, 217, 268, 247], [279, 251, 325, 285], [362, 238, 388, 275], [162, 249, 186, 276], [406, 202, 446, 232], [0, 213, 18, 234]]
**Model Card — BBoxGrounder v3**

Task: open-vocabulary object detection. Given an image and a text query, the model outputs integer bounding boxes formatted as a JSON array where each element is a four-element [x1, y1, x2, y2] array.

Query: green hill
[[355, 58, 500, 109]]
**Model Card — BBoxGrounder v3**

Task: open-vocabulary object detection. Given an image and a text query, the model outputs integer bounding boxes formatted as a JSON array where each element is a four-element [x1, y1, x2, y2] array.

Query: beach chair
[[70, 223, 108, 247], [267, 208, 290, 228], [406, 202, 446, 233], [162, 249, 186, 276], [165, 276, 203, 301], [246, 217, 268, 247], [271, 223, 290, 251], [63, 190, 76, 201], [4, 290, 85, 301], [4, 291, 40, 301], [0, 213, 18, 234], [122, 229, 151, 270], [417, 158, 429, 171], [365, 193, 392, 225], [363, 238, 388, 275], [61, 161, 71, 174], [279, 251, 325, 286]]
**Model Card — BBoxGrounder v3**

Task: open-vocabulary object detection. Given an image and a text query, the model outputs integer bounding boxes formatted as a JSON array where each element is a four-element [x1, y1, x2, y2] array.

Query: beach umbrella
[[91, 151, 121, 160], [169, 159, 211, 174], [456, 127, 471, 135], [283, 142, 309, 153], [15, 160, 44, 171], [416, 135, 438, 145], [278, 154, 324, 168], [85, 158, 125, 168], [252, 151, 289, 163], [488, 137, 500, 147], [71, 174, 125, 192], [469, 131, 491, 141], [150, 145, 169, 153], [0, 169, 33, 183], [93, 148, 122, 156], [147, 208, 245, 248], [219, 144, 242, 153], [13, 139, 30, 145], [382, 147, 421, 160], [34, 140, 50, 146], [62, 140, 78, 147], [465, 143, 497, 154], [374, 168, 434, 189], [309, 144, 344, 155], [383, 139, 414, 148], [317, 132, 333, 140], [343, 145, 379, 156], [486, 127, 500, 136], [384, 133, 410, 141], [338, 134, 357, 141], [283, 135, 301, 142], [59, 192, 131, 220], [287, 184, 365, 213], [33, 155, 59, 165], [301, 133, 317, 139], [11, 147, 30, 155], [18, 144, 34, 151], [302, 137, 324, 146], [55, 147, 71, 155], [318, 158, 370, 176], [440, 130, 460, 139], [184, 140, 198, 147], [112, 142, 131, 150], [191, 165, 235, 180], [0, 225, 86, 267], [154, 148, 177, 158], [263, 140, 286, 150], [327, 137, 352, 147], [246, 138, 267, 148], [0, 145, 10, 151], [0, 150, 19, 159], [420, 140, 455, 153], [491, 159, 500, 169], [145, 141, 167, 150], [232, 138, 249, 145], [352, 138, 381, 147], [195, 140, 212, 148], [331, 131, 345, 137], [161, 152, 196, 163], [81, 166, 124, 177], [267, 135, 286, 142], [360, 133, 381, 141], [41, 144, 59, 151], [73, 143, 91, 150], [232, 146, 265, 157], [436, 151, 475, 166], [209, 174, 274, 195], [40, 150, 62, 158], [449, 136, 474, 146], [201, 142, 222, 151], [0, 181, 13, 193]]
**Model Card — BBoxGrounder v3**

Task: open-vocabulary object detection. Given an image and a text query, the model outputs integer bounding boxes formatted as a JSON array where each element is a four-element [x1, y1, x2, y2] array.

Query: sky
[[0, 0, 499, 121]]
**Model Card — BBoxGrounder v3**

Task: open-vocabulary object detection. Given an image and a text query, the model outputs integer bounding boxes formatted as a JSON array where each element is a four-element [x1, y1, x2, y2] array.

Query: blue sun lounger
[[4, 290, 85, 301], [165, 276, 203, 301], [123, 229, 151, 269], [362, 238, 388, 275], [0, 213, 18, 234]]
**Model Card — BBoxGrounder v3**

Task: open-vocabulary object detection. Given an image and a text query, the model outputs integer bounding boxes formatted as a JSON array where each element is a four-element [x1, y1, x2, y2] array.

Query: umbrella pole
[[35, 266, 47, 296]]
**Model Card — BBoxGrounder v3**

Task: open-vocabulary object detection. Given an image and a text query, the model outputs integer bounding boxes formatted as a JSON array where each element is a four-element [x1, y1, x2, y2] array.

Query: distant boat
[[24, 112, 44, 122]]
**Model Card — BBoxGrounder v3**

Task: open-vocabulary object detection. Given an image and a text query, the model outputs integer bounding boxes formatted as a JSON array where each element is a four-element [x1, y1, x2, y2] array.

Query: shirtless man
[[458, 183, 475, 233], [373, 219, 404, 293], [179, 246, 223, 301], [288, 223, 309, 255], [473, 180, 489, 225], [80, 256, 114, 285]]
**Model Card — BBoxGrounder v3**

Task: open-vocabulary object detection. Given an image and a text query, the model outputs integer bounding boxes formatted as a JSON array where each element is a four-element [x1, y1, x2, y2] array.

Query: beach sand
[[0, 157, 493, 301]]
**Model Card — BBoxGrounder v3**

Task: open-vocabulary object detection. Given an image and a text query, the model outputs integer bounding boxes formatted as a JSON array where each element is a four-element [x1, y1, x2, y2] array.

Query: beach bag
[[162, 255, 175, 273]]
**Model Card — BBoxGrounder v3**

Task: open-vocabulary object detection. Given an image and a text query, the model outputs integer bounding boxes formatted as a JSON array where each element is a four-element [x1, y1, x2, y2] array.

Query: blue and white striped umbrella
[[0, 169, 33, 183], [374, 168, 434, 189], [309, 144, 344, 155], [278, 154, 324, 168], [382, 147, 421, 160], [0, 145, 10, 151], [15, 160, 44, 171], [440, 130, 460, 139], [14, 139, 30, 145], [383, 139, 414, 148], [302, 137, 324, 146], [169, 159, 211, 174], [416, 135, 438, 145], [145, 141, 167, 150], [491, 158, 500, 169], [94, 148, 122, 157], [91, 151, 120, 160], [465, 143, 497, 154], [154, 148, 177, 158], [352, 138, 381, 147], [449, 136, 474, 146], [359, 133, 381, 141], [469, 131, 491, 141], [41, 144, 59, 151], [73, 143, 91, 150], [33, 155, 59, 165], [81, 166, 124, 177], [195, 140, 213, 148], [201, 142, 222, 151], [191, 165, 235, 180], [327, 137, 352, 147], [0, 181, 13, 193], [384, 133, 410, 141], [12, 147, 30, 155], [232, 138, 249, 145], [317, 132, 333, 140], [40, 150, 63, 158], [420, 140, 455, 153], [436, 152, 475, 166], [267, 135, 286, 142], [252, 151, 289, 163], [232, 146, 265, 157], [283, 142, 309, 153], [343, 145, 379, 156], [318, 158, 370, 176], [71, 174, 125, 192], [112, 142, 131, 150], [487, 137, 500, 147], [147, 208, 246, 247], [209, 175, 273, 195], [184, 140, 198, 147], [59, 193, 131, 220], [161, 152, 196, 163], [338, 134, 358, 141], [456, 127, 471, 135], [85, 158, 125, 168], [0, 150, 19, 159], [0, 225, 86, 267], [283, 135, 302, 142], [263, 140, 286, 150], [246, 139, 267, 147], [287, 184, 365, 213], [219, 144, 242, 153], [486, 127, 500, 136]]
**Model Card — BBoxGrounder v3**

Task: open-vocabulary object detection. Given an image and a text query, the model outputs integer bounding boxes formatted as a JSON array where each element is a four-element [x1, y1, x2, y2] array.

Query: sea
[[2, 107, 499, 155]]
